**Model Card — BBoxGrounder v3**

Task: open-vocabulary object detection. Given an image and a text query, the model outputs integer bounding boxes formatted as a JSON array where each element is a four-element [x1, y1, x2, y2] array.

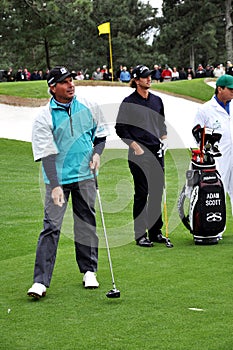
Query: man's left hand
[[90, 153, 100, 170]]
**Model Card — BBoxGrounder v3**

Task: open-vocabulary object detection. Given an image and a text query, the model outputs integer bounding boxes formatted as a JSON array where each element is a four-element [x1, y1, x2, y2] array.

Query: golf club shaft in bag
[[163, 159, 173, 248], [163, 183, 173, 248], [93, 170, 120, 298], [163, 186, 168, 238]]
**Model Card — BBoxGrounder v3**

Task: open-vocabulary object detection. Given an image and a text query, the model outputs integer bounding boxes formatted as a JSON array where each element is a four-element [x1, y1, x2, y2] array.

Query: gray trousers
[[33, 179, 98, 287]]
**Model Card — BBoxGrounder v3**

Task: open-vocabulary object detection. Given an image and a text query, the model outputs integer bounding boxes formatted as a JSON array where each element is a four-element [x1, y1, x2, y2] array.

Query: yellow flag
[[98, 22, 110, 35]]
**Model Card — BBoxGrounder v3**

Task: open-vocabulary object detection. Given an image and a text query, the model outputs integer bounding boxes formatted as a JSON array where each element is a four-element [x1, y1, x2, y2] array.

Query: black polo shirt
[[115, 90, 167, 149]]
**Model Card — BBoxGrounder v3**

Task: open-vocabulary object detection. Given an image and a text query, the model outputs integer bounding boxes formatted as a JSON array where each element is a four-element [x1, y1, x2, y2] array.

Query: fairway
[[1, 139, 233, 350]]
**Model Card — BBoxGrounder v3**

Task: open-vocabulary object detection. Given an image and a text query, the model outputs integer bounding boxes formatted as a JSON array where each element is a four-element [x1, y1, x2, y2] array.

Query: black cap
[[132, 65, 153, 79], [47, 66, 72, 86]]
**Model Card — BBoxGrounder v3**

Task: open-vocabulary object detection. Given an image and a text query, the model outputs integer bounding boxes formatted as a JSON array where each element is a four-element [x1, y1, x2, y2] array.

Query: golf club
[[93, 170, 120, 298], [163, 180, 174, 248]]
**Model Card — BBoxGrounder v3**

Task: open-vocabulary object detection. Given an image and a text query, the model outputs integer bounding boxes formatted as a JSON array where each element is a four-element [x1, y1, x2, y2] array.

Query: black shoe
[[152, 233, 167, 243], [136, 237, 153, 247]]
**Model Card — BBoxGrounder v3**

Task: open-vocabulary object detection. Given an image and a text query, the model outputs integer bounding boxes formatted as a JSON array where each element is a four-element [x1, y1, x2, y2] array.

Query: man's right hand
[[51, 186, 65, 207], [130, 141, 144, 155]]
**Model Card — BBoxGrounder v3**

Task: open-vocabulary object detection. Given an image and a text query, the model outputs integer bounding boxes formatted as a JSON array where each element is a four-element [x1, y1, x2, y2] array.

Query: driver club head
[[166, 239, 174, 248], [106, 288, 120, 299]]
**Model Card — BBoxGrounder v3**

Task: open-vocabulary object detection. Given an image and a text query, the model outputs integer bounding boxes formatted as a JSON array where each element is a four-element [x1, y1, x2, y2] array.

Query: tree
[[225, 0, 233, 62], [1, 0, 232, 75], [84, 0, 160, 75], [152, 0, 230, 70], [0, 0, 160, 75], [0, 0, 92, 70]]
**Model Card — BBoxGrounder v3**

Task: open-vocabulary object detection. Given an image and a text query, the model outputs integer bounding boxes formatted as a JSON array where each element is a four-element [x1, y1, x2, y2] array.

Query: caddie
[[193, 74, 233, 218]]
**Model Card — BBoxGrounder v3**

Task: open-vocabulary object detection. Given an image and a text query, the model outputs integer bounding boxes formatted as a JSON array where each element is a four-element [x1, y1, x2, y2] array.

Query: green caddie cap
[[216, 74, 233, 88]]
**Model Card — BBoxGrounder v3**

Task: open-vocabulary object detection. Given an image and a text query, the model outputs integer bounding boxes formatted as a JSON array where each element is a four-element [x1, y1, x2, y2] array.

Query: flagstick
[[98, 22, 114, 82], [108, 29, 114, 82]]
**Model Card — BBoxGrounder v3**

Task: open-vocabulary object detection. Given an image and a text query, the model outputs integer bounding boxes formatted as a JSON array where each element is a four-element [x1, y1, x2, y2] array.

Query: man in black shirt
[[115, 65, 168, 247]]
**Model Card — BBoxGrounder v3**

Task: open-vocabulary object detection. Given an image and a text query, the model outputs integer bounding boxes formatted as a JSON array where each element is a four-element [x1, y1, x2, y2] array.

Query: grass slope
[[0, 78, 215, 102], [1, 139, 233, 350], [151, 78, 215, 102], [0, 80, 49, 99]]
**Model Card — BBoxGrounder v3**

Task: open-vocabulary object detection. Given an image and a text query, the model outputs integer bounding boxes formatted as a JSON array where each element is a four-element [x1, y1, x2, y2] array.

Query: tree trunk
[[44, 38, 51, 70], [225, 0, 233, 62], [190, 45, 195, 70]]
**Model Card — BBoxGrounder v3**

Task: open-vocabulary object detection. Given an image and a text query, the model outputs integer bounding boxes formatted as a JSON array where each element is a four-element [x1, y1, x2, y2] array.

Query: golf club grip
[[93, 169, 98, 189]]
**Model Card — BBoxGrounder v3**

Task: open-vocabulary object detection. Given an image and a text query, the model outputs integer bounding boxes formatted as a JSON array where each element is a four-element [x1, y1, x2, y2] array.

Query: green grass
[[151, 78, 215, 102], [1, 139, 233, 350], [0, 80, 49, 99], [0, 80, 121, 99], [0, 78, 215, 102]]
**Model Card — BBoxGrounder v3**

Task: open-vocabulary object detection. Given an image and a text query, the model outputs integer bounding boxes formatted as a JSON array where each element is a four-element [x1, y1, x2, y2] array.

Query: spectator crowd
[[1, 61, 233, 83], [148, 61, 233, 82]]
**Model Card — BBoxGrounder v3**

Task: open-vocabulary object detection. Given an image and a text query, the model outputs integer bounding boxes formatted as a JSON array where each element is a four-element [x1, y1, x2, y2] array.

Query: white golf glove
[[161, 138, 168, 154]]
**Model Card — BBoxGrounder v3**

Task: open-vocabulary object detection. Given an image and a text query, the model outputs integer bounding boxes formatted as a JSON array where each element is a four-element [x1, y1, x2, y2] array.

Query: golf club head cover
[[192, 124, 203, 144], [211, 131, 222, 145], [204, 128, 222, 155]]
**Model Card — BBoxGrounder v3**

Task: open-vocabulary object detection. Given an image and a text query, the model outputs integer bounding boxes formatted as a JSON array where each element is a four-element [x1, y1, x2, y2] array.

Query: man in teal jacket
[[27, 66, 109, 299]]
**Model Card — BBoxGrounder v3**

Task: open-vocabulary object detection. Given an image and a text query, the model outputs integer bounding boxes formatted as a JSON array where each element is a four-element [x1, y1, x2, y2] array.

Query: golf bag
[[178, 125, 226, 245]]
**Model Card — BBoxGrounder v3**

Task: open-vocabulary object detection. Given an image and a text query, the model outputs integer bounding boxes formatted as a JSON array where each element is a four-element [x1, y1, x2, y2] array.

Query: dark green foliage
[[0, 0, 232, 75], [0, 0, 159, 74], [153, 0, 228, 68], [0, 0, 93, 69]]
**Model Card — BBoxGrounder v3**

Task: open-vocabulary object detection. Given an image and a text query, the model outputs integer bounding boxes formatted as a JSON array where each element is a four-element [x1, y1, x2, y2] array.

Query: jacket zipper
[[68, 106, 74, 136]]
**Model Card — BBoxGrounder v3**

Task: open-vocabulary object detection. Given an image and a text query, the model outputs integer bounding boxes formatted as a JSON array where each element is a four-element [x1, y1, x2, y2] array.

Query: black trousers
[[128, 150, 164, 241], [33, 179, 98, 287]]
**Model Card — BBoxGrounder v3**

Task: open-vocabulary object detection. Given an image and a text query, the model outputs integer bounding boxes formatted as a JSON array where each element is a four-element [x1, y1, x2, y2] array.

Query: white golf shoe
[[83, 271, 99, 289], [27, 282, 47, 299]]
